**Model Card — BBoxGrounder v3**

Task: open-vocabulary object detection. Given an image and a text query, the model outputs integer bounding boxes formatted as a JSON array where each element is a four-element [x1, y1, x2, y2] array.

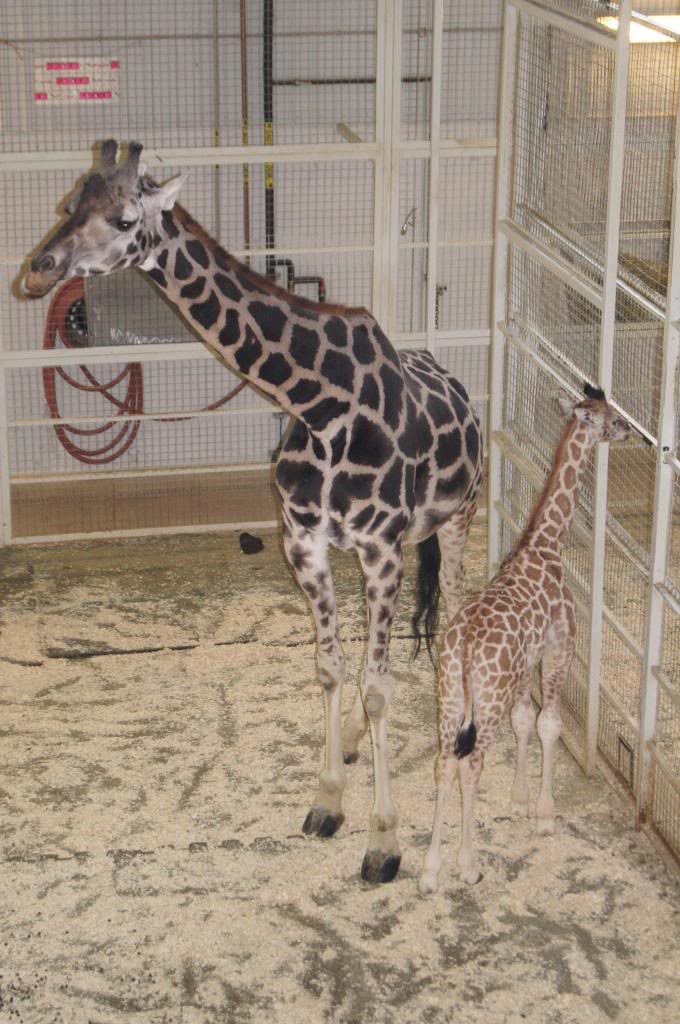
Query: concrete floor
[[1, 525, 679, 1024]]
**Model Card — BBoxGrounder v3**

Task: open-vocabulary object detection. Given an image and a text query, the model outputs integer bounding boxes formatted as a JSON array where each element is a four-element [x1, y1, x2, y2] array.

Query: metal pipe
[[263, 0, 275, 278], [240, 0, 251, 263]]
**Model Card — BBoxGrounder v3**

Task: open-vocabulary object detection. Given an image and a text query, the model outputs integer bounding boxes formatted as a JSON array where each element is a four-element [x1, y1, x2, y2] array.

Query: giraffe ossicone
[[25, 139, 483, 885], [419, 391, 631, 896]]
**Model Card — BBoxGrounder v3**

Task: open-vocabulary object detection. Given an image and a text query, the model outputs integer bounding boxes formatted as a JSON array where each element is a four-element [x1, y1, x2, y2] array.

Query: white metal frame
[[0, 1, 497, 546], [491, 0, 680, 857]]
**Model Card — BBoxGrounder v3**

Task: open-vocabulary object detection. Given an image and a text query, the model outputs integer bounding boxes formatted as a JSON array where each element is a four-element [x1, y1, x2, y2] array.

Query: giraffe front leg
[[282, 524, 347, 839], [357, 544, 404, 884]]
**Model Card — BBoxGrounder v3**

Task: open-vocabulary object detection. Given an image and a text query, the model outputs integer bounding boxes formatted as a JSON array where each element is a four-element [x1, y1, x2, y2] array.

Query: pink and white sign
[[34, 58, 120, 105]]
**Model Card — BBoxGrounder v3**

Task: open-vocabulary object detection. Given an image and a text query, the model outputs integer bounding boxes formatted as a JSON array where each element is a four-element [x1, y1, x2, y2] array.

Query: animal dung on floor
[[239, 531, 264, 555]]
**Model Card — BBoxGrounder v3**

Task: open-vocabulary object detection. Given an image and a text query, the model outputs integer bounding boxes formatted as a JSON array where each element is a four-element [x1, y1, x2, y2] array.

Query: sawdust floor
[[0, 525, 679, 1024]]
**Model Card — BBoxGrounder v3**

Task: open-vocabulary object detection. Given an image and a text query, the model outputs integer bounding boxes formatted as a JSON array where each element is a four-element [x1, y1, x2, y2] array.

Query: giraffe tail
[[453, 638, 477, 758], [412, 533, 441, 664]]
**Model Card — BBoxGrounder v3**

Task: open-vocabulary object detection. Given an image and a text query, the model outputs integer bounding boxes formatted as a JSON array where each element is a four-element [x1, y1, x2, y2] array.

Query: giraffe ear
[[556, 395, 575, 419], [152, 173, 188, 212]]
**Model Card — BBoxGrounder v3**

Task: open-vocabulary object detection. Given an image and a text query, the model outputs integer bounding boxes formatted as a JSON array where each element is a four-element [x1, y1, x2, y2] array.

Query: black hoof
[[343, 750, 359, 765], [361, 851, 402, 884], [302, 807, 345, 839]]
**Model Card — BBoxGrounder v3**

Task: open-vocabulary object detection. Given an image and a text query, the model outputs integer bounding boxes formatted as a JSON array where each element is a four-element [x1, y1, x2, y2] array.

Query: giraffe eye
[[114, 218, 136, 232]]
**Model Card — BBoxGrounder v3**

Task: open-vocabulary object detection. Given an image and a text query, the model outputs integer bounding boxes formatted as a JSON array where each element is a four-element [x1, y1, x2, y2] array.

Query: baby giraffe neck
[[521, 419, 592, 554]]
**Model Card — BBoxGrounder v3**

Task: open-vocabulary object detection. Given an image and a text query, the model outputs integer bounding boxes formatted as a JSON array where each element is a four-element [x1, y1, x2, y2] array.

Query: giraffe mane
[[171, 202, 371, 320], [518, 416, 580, 547]]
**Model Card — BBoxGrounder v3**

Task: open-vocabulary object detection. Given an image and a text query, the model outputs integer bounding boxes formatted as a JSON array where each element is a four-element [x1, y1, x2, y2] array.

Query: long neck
[[520, 418, 593, 554], [139, 206, 382, 430]]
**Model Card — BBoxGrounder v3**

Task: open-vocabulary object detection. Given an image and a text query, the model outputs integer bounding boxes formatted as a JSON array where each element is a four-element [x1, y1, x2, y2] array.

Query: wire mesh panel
[[493, 0, 680, 860]]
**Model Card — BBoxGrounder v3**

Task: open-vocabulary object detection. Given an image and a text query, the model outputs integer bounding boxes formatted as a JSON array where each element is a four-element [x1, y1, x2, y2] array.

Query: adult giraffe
[[25, 141, 483, 883]]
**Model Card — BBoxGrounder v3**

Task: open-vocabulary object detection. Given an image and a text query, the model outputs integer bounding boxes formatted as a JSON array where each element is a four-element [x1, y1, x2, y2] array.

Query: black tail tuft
[[412, 533, 441, 664], [453, 720, 477, 759]]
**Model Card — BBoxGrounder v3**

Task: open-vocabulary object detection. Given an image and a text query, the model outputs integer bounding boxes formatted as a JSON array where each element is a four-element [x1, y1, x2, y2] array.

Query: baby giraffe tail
[[453, 640, 477, 758]]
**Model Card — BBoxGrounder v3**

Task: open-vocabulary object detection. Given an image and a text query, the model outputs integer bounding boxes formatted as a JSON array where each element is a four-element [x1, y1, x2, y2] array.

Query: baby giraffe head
[[558, 384, 631, 445], [24, 139, 186, 297]]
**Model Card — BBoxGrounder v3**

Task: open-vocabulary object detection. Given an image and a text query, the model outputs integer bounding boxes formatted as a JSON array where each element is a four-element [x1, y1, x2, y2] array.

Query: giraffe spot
[[249, 301, 288, 342], [321, 349, 355, 392], [382, 512, 409, 544], [174, 248, 193, 280], [380, 364, 403, 431], [284, 420, 309, 452], [359, 374, 380, 411], [372, 510, 389, 530], [126, 242, 137, 255], [352, 323, 375, 365], [372, 325, 400, 366], [366, 584, 378, 600], [404, 463, 415, 504], [161, 210, 179, 238], [236, 270, 267, 294], [287, 379, 321, 405], [556, 493, 571, 516], [323, 316, 348, 347], [312, 436, 325, 460], [414, 461, 431, 504], [275, 459, 323, 506], [350, 504, 375, 530], [427, 392, 454, 428], [259, 353, 292, 386], [214, 272, 243, 303], [234, 327, 262, 373], [435, 426, 462, 469], [378, 457, 403, 508], [180, 276, 206, 300], [564, 465, 576, 488], [147, 267, 166, 288], [329, 472, 375, 515], [189, 291, 221, 331], [157, 248, 169, 269], [289, 508, 321, 531], [347, 414, 393, 468], [362, 544, 380, 567], [290, 324, 319, 370], [330, 427, 347, 467], [304, 397, 351, 431], [219, 308, 241, 347], [435, 463, 469, 500], [379, 561, 395, 579], [186, 239, 210, 269], [466, 421, 480, 465]]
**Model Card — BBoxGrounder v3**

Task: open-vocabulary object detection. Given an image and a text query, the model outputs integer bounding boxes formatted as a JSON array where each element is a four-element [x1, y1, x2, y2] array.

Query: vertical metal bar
[[372, 0, 392, 325], [263, 0, 276, 278], [240, 0, 252, 263], [636, 55, 680, 823], [425, 0, 444, 353], [383, 0, 404, 333], [489, 1, 518, 576], [584, 0, 632, 774], [0, 366, 12, 545], [212, 0, 221, 234]]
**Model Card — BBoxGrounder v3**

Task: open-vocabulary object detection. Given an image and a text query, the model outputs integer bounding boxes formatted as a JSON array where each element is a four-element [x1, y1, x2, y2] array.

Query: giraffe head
[[24, 140, 186, 298], [558, 388, 631, 445]]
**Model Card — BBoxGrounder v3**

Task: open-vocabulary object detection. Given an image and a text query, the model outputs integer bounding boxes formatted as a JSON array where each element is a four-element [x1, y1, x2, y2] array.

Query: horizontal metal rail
[[510, 0, 617, 50], [499, 219, 604, 310]]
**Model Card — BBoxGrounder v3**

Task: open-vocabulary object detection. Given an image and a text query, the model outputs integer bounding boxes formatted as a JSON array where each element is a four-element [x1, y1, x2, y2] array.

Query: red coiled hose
[[42, 277, 246, 465]]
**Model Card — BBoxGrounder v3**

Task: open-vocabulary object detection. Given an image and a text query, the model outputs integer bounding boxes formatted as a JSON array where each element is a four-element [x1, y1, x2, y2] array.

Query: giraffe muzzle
[[23, 253, 67, 297]]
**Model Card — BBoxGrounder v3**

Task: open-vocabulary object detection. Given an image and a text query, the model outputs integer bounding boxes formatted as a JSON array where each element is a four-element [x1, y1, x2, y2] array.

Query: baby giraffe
[[419, 387, 631, 894]]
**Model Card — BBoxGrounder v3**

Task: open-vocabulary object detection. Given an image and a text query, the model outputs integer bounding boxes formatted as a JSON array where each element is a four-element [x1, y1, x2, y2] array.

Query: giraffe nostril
[[33, 253, 56, 274]]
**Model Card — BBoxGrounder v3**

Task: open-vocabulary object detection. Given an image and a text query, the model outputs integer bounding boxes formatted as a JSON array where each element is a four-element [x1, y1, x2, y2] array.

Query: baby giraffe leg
[[419, 752, 458, 895], [510, 677, 536, 816], [457, 751, 484, 884], [341, 687, 369, 765], [536, 640, 573, 835]]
